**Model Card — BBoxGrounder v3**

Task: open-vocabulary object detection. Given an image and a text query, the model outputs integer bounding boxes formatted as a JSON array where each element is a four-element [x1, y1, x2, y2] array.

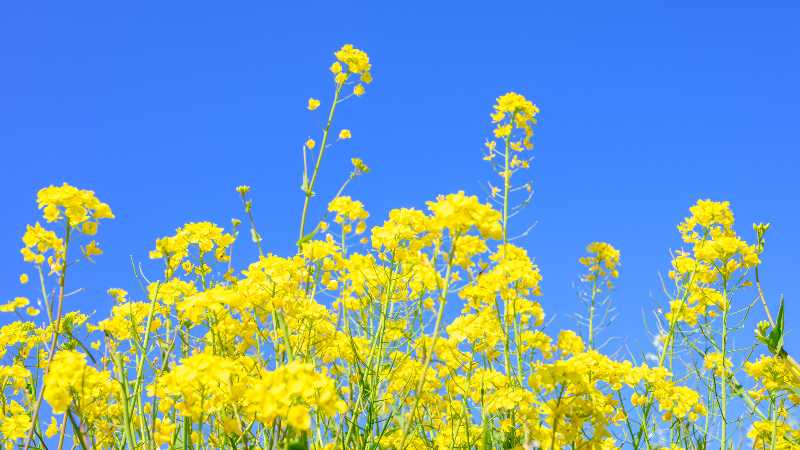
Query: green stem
[[720, 282, 729, 450], [499, 134, 517, 384], [23, 223, 71, 450], [588, 279, 597, 350], [398, 242, 457, 448], [299, 81, 344, 241], [114, 352, 138, 449]]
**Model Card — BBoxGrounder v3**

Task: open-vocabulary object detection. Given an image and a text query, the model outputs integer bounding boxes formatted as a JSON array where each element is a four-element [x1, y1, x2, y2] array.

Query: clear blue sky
[[1, 2, 798, 358]]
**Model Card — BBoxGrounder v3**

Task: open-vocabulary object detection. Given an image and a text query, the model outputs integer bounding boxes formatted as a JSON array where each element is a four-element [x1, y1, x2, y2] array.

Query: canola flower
[[0, 43, 798, 450]]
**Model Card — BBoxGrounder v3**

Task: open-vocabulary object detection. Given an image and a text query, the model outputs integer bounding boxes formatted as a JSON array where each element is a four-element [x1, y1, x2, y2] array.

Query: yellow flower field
[[1, 44, 798, 450]]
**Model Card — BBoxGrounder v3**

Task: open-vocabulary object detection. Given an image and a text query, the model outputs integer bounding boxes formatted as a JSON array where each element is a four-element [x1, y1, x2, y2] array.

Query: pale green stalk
[[398, 242, 457, 448], [114, 351, 138, 448], [588, 278, 597, 350], [299, 81, 344, 241], [720, 282, 730, 450], [499, 133, 517, 385], [23, 223, 71, 450]]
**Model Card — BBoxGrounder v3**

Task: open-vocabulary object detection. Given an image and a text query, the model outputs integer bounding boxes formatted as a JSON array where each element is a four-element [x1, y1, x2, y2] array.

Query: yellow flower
[[579, 241, 621, 287], [334, 44, 371, 76], [339, 129, 352, 140], [351, 157, 369, 174], [107, 288, 128, 303], [81, 221, 98, 235], [21, 222, 63, 266], [45, 416, 58, 438], [287, 404, 311, 430], [43, 350, 116, 415], [307, 97, 321, 111], [703, 352, 731, 378], [83, 240, 103, 258], [154, 419, 176, 446], [556, 330, 584, 356], [19, 273, 28, 284], [36, 183, 114, 226], [306, 138, 316, 150], [328, 196, 369, 225], [490, 92, 539, 150], [353, 84, 365, 96], [0, 297, 29, 313]]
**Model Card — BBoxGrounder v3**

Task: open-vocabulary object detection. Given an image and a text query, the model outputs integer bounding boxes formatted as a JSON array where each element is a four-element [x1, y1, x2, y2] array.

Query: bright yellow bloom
[[491, 92, 539, 149], [335, 44, 370, 73], [149, 221, 235, 272], [83, 240, 103, 258], [351, 157, 369, 174], [37, 183, 114, 226], [45, 416, 58, 438], [0, 297, 29, 313], [703, 352, 731, 378], [43, 350, 117, 415], [580, 241, 621, 288], [307, 97, 321, 110], [328, 196, 369, 225]]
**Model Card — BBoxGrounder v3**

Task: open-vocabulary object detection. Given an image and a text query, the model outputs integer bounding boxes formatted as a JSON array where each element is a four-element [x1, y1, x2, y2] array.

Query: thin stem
[[588, 278, 597, 350], [398, 241, 458, 448], [299, 81, 344, 241], [720, 282, 729, 450], [23, 223, 71, 450]]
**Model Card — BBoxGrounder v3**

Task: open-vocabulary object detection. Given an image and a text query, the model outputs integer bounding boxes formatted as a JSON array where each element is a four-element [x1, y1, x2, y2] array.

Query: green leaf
[[286, 432, 309, 450], [766, 297, 785, 355], [296, 230, 316, 248]]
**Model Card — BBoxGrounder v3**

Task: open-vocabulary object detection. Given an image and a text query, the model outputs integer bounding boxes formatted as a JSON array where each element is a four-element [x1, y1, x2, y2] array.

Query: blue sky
[[1, 2, 798, 359]]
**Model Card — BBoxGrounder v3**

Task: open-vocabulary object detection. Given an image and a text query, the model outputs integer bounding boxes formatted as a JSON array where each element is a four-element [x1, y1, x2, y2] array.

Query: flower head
[[333, 44, 372, 84]]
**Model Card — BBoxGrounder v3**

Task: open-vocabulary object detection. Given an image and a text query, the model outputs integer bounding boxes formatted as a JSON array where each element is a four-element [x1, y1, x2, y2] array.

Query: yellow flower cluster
[[524, 350, 705, 446], [20, 183, 113, 275], [20, 222, 64, 268], [40, 350, 119, 447], [94, 301, 165, 340], [491, 92, 539, 144], [328, 196, 369, 235], [0, 297, 29, 313], [149, 221, 235, 275], [580, 241, 621, 287], [747, 420, 800, 450], [666, 199, 760, 326], [426, 191, 503, 238], [37, 183, 114, 226], [703, 352, 732, 378], [244, 361, 346, 431], [676, 199, 759, 276], [330, 44, 372, 88], [151, 353, 344, 439], [745, 355, 800, 399]]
